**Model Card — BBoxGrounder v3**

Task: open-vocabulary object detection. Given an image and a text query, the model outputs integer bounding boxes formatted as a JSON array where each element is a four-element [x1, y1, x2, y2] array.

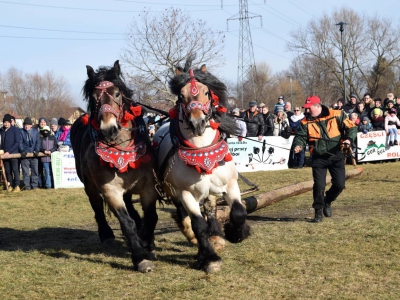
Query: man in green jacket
[[293, 95, 357, 222]]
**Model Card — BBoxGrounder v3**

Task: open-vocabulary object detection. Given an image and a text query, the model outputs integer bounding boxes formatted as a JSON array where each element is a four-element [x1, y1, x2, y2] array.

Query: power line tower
[[227, 0, 262, 108]]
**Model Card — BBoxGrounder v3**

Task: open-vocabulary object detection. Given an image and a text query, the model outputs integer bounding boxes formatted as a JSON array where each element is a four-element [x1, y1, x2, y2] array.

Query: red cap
[[303, 95, 321, 108]]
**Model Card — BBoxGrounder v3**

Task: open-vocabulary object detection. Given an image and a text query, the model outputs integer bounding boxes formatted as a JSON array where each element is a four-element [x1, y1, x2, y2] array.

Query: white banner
[[357, 130, 400, 162], [51, 151, 84, 189], [227, 136, 294, 172]]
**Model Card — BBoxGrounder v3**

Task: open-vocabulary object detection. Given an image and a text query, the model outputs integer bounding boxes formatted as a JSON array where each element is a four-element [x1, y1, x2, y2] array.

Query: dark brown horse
[[70, 61, 158, 272]]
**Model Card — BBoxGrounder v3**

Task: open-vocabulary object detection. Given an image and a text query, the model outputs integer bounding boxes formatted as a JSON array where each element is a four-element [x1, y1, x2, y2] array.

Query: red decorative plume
[[210, 90, 219, 106], [130, 105, 142, 117], [216, 105, 227, 113], [209, 120, 220, 130], [169, 107, 179, 119], [91, 119, 100, 131], [81, 114, 89, 125]]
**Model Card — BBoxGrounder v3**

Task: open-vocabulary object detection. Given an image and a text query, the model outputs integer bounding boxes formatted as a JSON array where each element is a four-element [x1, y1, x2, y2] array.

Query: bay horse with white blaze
[[153, 56, 250, 273], [70, 61, 158, 272]]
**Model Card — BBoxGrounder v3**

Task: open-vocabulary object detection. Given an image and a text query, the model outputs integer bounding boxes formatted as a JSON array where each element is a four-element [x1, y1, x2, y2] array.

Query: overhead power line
[[0, 0, 222, 12]]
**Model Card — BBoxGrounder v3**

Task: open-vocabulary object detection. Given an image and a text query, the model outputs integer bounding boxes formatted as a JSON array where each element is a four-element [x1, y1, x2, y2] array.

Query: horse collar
[[95, 140, 147, 172], [173, 120, 232, 174]]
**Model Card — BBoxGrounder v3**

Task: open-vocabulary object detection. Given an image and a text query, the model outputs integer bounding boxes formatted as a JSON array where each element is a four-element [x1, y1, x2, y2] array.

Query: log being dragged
[[217, 167, 364, 222]]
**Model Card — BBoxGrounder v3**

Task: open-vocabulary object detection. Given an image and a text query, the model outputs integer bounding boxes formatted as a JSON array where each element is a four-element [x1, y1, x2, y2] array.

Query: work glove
[[20, 151, 27, 158]]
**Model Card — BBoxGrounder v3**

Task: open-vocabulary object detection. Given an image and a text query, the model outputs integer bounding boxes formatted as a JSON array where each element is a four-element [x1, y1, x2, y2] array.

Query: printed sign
[[51, 151, 84, 189], [227, 136, 294, 172], [357, 130, 400, 162]]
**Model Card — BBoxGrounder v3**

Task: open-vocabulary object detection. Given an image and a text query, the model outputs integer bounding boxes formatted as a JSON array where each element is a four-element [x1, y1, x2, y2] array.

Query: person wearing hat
[[358, 116, 372, 134], [40, 126, 57, 189], [273, 106, 290, 137], [19, 117, 41, 190], [243, 101, 264, 140], [274, 96, 285, 114], [371, 107, 384, 130], [54, 119, 73, 149], [385, 108, 400, 146], [232, 108, 247, 137], [0, 114, 21, 192], [343, 93, 359, 115], [370, 98, 384, 118], [293, 95, 357, 223], [50, 118, 58, 136]]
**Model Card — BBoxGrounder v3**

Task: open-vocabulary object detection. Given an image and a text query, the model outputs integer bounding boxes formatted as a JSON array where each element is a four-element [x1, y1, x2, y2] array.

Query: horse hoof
[[102, 238, 117, 248], [209, 236, 226, 251], [137, 260, 155, 273], [188, 237, 198, 245], [203, 259, 222, 273]]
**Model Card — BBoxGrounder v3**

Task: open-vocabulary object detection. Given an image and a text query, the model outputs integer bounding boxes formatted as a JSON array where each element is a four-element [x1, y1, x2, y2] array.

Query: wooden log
[[217, 167, 364, 222], [0, 152, 47, 159]]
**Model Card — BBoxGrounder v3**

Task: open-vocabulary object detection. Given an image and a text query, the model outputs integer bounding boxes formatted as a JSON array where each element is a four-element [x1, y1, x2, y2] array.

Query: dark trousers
[[21, 158, 39, 189], [311, 156, 345, 209], [4, 158, 20, 188]]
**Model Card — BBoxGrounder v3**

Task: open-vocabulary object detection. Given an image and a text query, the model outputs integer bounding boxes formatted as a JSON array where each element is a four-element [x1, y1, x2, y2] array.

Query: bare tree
[[288, 7, 400, 101], [122, 7, 225, 104], [239, 62, 276, 108], [2, 68, 76, 120]]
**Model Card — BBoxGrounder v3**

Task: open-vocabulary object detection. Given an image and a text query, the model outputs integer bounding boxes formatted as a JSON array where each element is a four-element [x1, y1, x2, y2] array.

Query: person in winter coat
[[273, 107, 290, 137], [232, 108, 247, 137], [39, 126, 57, 189], [385, 108, 400, 146], [343, 94, 359, 115], [243, 101, 264, 140], [55, 119, 72, 149], [289, 107, 305, 168], [358, 116, 372, 134], [293, 95, 357, 223], [19, 117, 41, 190], [371, 108, 385, 131], [273, 96, 285, 114], [260, 104, 274, 136], [0, 114, 21, 192]]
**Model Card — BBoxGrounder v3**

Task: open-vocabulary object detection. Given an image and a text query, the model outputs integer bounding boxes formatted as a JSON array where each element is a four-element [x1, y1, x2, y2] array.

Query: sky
[[1, 0, 399, 109]]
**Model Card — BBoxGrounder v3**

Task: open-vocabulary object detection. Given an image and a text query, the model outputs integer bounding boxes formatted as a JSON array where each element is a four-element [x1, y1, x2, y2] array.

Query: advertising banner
[[51, 151, 84, 189], [356, 130, 400, 162], [227, 136, 294, 172]]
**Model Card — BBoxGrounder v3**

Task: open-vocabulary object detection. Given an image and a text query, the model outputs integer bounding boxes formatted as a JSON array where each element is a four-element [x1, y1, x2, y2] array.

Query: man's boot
[[312, 209, 323, 223], [323, 202, 332, 217]]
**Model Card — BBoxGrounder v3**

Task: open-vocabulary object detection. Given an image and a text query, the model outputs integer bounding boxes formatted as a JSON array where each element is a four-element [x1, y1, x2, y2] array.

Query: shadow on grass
[[0, 226, 199, 269], [247, 215, 309, 222]]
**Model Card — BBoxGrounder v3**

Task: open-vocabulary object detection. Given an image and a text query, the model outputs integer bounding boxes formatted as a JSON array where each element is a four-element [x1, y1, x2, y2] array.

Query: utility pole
[[336, 22, 347, 102], [227, 0, 262, 108], [287, 76, 293, 110]]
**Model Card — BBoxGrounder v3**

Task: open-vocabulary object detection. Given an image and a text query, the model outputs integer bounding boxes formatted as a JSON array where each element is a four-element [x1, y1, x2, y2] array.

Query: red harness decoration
[[95, 140, 148, 173], [178, 140, 232, 174]]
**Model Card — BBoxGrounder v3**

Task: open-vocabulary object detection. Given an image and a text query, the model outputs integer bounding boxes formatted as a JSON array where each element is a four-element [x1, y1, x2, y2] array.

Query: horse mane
[[82, 64, 134, 116], [169, 55, 239, 137]]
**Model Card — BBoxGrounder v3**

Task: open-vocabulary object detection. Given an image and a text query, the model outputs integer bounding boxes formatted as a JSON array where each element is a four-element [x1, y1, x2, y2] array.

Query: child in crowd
[[371, 108, 384, 131], [349, 112, 360, 125], [385, 108, 400, 146], [40, 126, 57, 189], [358, 116, 372, 134]]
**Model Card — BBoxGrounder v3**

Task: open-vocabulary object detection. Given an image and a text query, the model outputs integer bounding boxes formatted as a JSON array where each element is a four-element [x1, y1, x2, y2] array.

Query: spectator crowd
[[0, 115, 73, 192]]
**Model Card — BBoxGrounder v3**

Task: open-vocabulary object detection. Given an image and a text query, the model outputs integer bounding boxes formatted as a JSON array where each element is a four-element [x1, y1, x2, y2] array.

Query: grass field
[[0, 161, 399, 299]]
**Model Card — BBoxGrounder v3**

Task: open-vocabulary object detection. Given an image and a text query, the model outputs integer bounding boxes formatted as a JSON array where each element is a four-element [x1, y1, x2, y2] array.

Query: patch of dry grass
[[0, 162, 399, 299]]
